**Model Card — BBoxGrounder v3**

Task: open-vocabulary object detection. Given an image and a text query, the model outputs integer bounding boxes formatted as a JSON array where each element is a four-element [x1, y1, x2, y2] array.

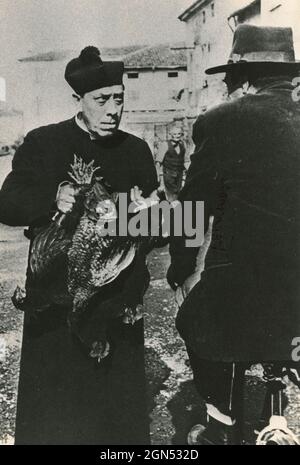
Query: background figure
[[156, 124, 187, 202]]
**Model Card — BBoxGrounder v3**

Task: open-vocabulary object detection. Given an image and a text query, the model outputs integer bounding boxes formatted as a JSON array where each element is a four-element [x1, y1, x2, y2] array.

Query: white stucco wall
[[123, 68, 186, 112], [10, 61, 187, 133]]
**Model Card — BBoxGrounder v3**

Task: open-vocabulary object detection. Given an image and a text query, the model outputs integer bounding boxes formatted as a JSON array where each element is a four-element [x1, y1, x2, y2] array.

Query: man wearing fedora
[[0, 46, 158, 444], [167, 25, 300, 445]]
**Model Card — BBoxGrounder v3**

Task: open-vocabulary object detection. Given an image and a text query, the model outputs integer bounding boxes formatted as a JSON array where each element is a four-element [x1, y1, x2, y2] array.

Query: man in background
[[156, 123, 188, 201]]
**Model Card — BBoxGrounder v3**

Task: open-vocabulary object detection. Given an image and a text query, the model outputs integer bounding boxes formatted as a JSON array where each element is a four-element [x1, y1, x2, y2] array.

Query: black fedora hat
[[206, 24, 300, 75]]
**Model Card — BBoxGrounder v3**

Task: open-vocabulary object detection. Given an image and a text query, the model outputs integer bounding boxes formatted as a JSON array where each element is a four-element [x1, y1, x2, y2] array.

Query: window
[[168, 71, 178, 78], [211, 2, 215, 17], [127, 72, 139, 79], [202, 10, 206, 23]]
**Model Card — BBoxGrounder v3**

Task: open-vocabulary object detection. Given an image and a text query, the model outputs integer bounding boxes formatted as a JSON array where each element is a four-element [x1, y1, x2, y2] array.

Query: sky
[[0, 0, 192, 63]]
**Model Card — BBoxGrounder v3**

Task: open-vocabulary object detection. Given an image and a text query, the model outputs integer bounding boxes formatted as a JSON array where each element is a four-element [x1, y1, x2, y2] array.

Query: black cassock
[[0, 118, 158, 445]]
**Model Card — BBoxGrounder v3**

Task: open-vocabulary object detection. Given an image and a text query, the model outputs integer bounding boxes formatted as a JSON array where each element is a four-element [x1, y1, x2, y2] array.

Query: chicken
[[12, 155, 153, 362]]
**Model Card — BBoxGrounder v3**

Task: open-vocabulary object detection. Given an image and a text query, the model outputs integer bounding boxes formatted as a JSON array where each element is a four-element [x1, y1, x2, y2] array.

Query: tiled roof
[[123, 43, 187, 68], [18, 44, 187, 68], [18, 50, 72, 62], [18, 45, 145, 62], [101, 45, 146, 59]]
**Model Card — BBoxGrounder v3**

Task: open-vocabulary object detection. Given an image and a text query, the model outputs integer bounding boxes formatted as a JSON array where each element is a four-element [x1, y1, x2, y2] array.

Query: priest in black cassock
[[0, 46, 158, 445]]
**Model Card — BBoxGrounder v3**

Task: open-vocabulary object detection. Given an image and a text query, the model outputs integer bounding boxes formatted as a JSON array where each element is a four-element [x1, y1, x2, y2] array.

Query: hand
[[130, 186, 159, 213], [174, 276, 196, 308], [56, 182, 79, 214]]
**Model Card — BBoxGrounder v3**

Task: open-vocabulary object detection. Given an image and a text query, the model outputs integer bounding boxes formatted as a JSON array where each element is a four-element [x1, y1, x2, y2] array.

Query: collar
[[253, 78, 295, 95], [75, 113, 97, 140]]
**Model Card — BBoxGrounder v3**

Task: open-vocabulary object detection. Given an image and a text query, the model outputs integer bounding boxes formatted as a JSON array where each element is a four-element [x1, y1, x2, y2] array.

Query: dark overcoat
[[170, 80, 300, 363], [0, 117, 158, 444]]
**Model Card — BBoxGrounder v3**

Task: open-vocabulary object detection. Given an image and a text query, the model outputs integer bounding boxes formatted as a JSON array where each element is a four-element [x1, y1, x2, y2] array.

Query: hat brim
[[206, 61, 300, 75]]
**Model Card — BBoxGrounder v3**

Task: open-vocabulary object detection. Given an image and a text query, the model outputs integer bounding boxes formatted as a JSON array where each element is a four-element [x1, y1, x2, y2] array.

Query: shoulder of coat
[[117, 131, 153, 159], [206, 98, 243, 121], [196, 97, 249, 132], [119, 130, 150, 147], [25, 118, 75, 141]]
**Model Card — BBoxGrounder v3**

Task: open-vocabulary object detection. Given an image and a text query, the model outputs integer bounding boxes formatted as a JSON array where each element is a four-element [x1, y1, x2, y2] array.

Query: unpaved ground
[[146, 249, 300, 445], [0, 224, 26, 445], [1, 232, 299, 445], [0, 155, 299, 445]]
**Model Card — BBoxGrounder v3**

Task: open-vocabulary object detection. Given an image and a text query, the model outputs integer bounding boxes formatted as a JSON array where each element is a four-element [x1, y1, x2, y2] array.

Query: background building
[[1, 1, 299, 154], [122, 44, 187, 156], [179, 0, 300, 121]]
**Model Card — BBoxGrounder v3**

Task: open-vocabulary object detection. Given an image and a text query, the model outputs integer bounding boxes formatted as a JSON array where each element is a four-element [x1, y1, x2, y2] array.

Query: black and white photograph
[[0, 0, 299, 447]]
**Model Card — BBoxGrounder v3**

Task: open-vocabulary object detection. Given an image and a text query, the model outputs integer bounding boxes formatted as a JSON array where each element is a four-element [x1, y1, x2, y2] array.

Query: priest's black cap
[[65, 46, 124, 95]]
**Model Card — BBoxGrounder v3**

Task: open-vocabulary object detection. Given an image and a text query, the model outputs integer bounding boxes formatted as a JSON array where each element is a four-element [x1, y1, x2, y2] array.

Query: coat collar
[[254, 78, 295, 95]]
